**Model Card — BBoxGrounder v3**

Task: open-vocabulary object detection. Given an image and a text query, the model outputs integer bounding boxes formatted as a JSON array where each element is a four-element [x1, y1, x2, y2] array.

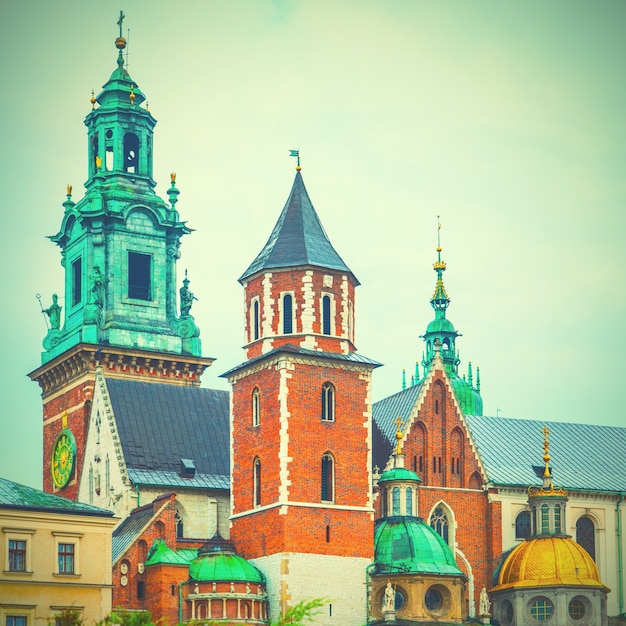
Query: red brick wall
[[384, 367, 503, 613], [243, 269, 356, 359], [231, 358, 373, 561], [42, 376, 94, 499]]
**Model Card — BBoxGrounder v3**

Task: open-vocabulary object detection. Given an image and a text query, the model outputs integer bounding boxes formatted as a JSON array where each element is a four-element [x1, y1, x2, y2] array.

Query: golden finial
[[61, 411, 68, 430], [393, 416, 405, 455], [66, 184, 72, 196], [95, 155, 102, 170], [129, 85, 136, 105], [170, 172, 177, 183], [541, 425, 551, 477], [90, 89, 96, 110]]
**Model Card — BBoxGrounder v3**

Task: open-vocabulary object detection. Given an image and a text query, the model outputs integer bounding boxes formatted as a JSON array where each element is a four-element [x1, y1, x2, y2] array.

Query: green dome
[[425, 317, 456, 334], [374, 517, 464, 576], [188, 534, 265, 584], [378, 467, 421, 484]]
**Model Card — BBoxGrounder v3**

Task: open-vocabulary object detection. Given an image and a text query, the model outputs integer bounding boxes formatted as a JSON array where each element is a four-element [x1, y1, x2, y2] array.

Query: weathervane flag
[[289, 149, 300, 168]]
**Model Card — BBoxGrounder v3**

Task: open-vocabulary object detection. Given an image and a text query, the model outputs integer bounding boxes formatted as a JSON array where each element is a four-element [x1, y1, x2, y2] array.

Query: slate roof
[[464, 414, 626, 493], [372, 383, 424, 470], [372, 388, 626, 493], [106, 379, 229, 488], [112, 505, 155, 562], [0, 476, 114, 517], [222, 343, 381, 380], [239, 171, 356, 283]]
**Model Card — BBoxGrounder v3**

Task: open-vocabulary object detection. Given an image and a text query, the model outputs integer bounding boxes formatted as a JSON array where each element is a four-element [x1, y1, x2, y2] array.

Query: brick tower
[[224, 164, 380, 625], [29, 16, 213, 499]]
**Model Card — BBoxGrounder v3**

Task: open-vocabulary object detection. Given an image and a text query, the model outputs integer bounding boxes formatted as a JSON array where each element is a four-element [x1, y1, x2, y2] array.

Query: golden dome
[[492, 536, 609, 592]]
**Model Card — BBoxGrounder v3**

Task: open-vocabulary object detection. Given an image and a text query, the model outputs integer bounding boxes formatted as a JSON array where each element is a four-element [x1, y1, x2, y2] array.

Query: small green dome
[[425, 317, 456, 334], [378, 467, 421, 484], [374, 517, 464, 576], [188, 534, 265, 584]]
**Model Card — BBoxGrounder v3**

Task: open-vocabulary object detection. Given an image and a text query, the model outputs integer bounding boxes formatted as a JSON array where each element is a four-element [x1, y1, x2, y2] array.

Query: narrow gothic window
[[123, 133, 139, 173], [576, 516, 596, 560], [321, 454, 334, 502], [137, 580, 146, 599], [554, 504, 562, 533], [88, 465, 94, 504], [321, 382, 335, 421], [72, 257, 82, 306], [253, 458, 261, 507], [430, 506, 449, 543], [252, 388, 260, 426], [282, 294, 293, 334], [322, 295, 331, 335], [326, 525, 331, 543], [175, 509, 184, 538], [128, 252, 151, 300], [515, 510, 531, 539]]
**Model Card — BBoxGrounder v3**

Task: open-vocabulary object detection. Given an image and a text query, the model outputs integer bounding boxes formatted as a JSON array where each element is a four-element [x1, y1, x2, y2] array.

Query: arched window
[[123, 132, 139, 173], [392, 487, 401, 515], [321, 382, 335, 422], [576, 516, 596, 560], [252, 387, 260, 426], [282, 294, 293, 334], [321, 454, 334, 502], [405, 488, 413, 516], [252, 299, 260, 340], [175, 509, 184, 538], [515, 510, 531, 540], [540, 504, 550, 534], [253, 458, 261, 507], [322, 295, 332, 335], [430, 506, 449, 544]]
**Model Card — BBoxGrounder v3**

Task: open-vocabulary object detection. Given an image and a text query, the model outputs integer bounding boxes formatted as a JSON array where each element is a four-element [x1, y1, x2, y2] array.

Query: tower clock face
[[51, 429, 76, 488]]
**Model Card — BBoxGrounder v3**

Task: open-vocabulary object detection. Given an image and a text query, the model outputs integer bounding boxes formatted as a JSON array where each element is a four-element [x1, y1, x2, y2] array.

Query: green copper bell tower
[[43, 23, 202, 362]]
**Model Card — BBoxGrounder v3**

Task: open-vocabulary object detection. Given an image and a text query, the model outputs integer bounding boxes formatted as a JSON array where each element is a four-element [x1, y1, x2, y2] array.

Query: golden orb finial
[[90, 89, 96, 110], [170, 172, 177, 184], [393, 416, 405, 455], [129, 85, 136, 105]]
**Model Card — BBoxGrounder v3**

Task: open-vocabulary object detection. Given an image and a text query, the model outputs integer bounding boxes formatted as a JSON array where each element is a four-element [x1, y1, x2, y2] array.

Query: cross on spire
[[117, 10, 125, 38]]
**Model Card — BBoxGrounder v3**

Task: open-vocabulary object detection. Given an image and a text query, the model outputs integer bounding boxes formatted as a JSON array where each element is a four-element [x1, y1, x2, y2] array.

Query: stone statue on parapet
[[90, 265, 106, 307], [43, 293, 62, 330]]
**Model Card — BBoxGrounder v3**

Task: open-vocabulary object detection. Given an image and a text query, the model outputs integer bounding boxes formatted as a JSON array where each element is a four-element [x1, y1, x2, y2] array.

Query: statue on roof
[[90, 265, 106, 308], [479, 586, 491, 616], [180, 270, 197, 316], [43, 293, 62, 330], [384, 580, 395, 612]]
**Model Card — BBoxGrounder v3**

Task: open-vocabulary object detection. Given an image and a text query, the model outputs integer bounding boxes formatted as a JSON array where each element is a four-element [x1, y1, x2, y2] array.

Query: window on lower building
[[7, 617, 27, 626], [58, 543, 75, 574], [8, 540, 26, 571], [253, 458, 262, 507], [576, 516, 596, 561], [430, 506, 449, 544], [128, 252, 151, 300], [515, 510, 531, 539], [321, 382, 335, 421], [252, 387, 261, 426], [321, 454, 334, 502]]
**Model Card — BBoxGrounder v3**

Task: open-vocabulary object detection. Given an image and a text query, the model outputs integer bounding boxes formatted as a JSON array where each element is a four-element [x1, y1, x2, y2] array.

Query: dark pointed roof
[[239, 171, 357, 283]]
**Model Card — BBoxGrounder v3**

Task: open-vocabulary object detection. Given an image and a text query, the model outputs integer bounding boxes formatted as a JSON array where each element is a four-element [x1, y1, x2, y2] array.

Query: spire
[[239, 169, 356, 283], [431, 216, 450, 314]]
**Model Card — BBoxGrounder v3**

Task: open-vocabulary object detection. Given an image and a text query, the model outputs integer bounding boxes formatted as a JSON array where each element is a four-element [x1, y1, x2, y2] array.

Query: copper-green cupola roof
[[403, 222, 483, 415], [39, 13, 204, 364], [239, 169, 357, 283]]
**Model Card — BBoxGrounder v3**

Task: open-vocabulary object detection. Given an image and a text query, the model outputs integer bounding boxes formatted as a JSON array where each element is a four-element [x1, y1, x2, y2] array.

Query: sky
[[1, 1, 624, 490]]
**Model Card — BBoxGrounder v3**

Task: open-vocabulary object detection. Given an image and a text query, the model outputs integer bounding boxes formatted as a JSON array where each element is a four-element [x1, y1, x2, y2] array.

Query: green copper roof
[[0, 477, 114, 517], [425, 316, 457, 334], [450, 371, 483, 416], [239, 170, 356, 283], [145, 539, 197, 566], [374, 517, 464, 577], [378, 467, 421, 484]]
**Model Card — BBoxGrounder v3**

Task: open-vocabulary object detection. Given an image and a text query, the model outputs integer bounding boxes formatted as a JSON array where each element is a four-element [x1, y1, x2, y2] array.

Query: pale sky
[[1, 1, 624, 489]]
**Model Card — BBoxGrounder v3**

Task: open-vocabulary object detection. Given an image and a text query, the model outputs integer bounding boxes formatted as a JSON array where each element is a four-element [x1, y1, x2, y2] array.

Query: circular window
[[106, 129, 113, 139], [569, 597, 586, 620], [394, 588, 406, 611], [530, 596, 554, 621], [425, 586, 444, 612], [500, 600, 514, 625]]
